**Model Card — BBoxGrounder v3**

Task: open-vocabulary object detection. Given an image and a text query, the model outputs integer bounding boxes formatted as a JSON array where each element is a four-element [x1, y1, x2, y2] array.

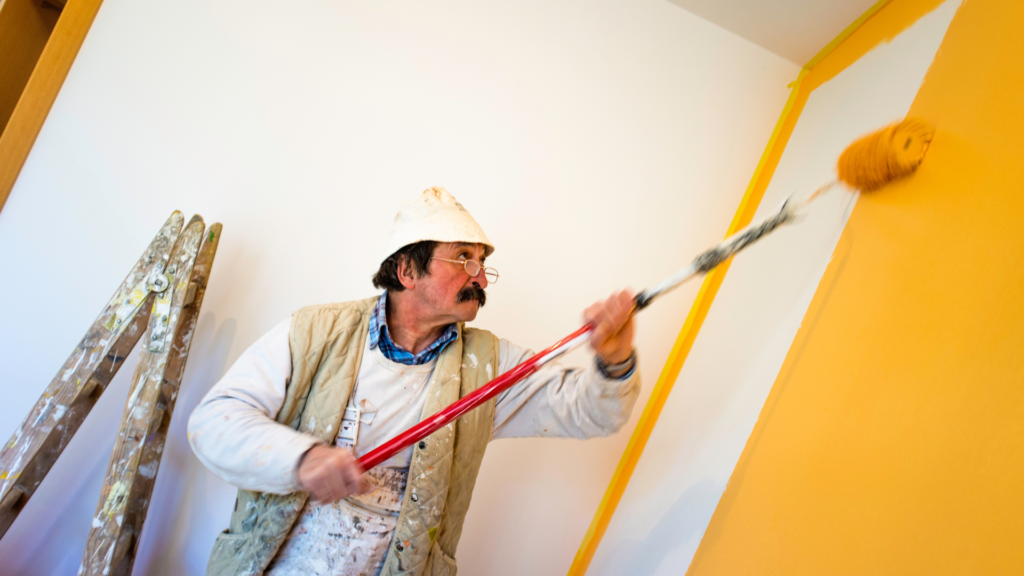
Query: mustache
[[456, 285, 487, 308]]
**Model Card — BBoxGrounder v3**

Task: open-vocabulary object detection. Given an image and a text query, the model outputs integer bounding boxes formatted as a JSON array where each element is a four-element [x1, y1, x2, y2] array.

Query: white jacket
[[188, 317, 640, 494]]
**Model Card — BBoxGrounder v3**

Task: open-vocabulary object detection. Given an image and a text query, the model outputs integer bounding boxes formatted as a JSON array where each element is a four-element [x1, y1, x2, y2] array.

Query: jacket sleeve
[[491, 338, 641, 440], [186, 318, 322, 494]]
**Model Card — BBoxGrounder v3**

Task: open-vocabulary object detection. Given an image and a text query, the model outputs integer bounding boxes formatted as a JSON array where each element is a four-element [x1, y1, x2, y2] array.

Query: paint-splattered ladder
[[0, 212, 222, 576]]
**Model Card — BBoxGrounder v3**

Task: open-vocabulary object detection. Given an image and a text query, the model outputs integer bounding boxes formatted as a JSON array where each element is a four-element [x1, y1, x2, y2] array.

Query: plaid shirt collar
[[369, 291, 459, 366]]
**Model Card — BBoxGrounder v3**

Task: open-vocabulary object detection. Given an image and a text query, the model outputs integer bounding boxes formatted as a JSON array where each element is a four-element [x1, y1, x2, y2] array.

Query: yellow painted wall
[[687, 0, 1024, 573]]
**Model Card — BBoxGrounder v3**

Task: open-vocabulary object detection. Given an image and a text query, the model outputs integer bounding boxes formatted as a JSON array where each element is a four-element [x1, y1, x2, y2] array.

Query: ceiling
[[666, 0, 882, 65]]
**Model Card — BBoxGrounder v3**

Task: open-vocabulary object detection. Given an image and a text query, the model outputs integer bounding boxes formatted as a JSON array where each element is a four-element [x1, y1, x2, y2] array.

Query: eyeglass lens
[[464, 260, 498, 283]]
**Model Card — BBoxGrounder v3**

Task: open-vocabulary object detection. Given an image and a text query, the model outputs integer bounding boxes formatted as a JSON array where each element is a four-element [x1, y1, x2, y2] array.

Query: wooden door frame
[[0, 0, 104, 214]]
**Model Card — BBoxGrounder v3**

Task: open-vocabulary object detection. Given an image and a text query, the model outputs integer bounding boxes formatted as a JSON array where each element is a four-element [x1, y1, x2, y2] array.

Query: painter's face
[[419, 242, 489, 323]]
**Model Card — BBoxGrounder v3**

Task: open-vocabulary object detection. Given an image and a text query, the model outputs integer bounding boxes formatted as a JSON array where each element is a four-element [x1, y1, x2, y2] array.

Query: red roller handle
[[357, 324, 594, 471]]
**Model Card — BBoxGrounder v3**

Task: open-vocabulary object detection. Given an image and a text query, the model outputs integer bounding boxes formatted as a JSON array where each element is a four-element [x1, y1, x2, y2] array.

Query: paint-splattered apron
[[266, 466, 407, 576]]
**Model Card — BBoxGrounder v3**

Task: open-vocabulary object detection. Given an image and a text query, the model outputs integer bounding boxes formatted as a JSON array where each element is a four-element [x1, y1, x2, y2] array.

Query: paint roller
[[358, 118, 935, 471]]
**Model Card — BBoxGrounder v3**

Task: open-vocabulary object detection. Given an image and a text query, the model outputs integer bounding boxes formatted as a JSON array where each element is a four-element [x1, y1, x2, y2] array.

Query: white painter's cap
[[384, 187, 494, 259]]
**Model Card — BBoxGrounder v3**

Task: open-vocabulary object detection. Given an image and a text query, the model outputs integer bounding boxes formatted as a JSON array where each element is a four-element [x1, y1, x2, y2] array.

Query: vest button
[[396, 543, 404, 552], [411, 494, 419, 502], [418, 441, 427, 449]]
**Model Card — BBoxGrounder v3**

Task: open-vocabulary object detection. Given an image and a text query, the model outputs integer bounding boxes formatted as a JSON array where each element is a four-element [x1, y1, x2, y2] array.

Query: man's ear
[[396, 255, 417, 290]]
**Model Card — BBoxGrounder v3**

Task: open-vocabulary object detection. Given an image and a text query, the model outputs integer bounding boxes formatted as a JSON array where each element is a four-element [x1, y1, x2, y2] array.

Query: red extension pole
[[357, 324, 593, 471]]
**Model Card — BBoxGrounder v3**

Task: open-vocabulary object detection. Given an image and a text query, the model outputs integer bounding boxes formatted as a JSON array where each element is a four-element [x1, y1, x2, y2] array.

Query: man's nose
[[471, 268, 488, 289]]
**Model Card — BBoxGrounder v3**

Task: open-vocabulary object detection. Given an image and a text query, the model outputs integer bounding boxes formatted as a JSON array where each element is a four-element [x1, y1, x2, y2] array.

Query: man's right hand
[[297, 445, 369, 502]]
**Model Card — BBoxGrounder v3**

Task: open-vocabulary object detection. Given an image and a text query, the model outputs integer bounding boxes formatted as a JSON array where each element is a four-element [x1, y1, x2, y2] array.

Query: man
[[188, 187, 640, 576]]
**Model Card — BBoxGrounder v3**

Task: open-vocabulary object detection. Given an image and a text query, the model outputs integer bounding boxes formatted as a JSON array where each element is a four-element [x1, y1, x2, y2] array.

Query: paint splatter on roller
[[358, 117, 936, 471]]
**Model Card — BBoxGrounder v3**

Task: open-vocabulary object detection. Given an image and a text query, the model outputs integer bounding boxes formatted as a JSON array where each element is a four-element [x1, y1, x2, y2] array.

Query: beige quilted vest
[[205, 297, 499, 576]]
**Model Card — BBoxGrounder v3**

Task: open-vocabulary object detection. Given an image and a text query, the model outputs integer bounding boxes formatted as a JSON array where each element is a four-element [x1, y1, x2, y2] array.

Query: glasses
[[431, 258, 499, 284]]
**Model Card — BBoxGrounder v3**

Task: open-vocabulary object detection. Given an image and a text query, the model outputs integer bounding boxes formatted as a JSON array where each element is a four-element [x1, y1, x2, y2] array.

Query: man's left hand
[[584, 290, 636, 367]]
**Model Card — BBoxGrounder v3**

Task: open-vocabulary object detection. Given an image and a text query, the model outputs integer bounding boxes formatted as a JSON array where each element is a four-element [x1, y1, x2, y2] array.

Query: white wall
[[0, 1, 797, 574], [589, 2, 961, 574]]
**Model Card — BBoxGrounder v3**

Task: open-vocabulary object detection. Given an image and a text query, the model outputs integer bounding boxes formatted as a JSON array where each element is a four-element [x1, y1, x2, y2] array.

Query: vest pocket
[[427, 541, 458, 576], [206, 529, 250, 575]]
